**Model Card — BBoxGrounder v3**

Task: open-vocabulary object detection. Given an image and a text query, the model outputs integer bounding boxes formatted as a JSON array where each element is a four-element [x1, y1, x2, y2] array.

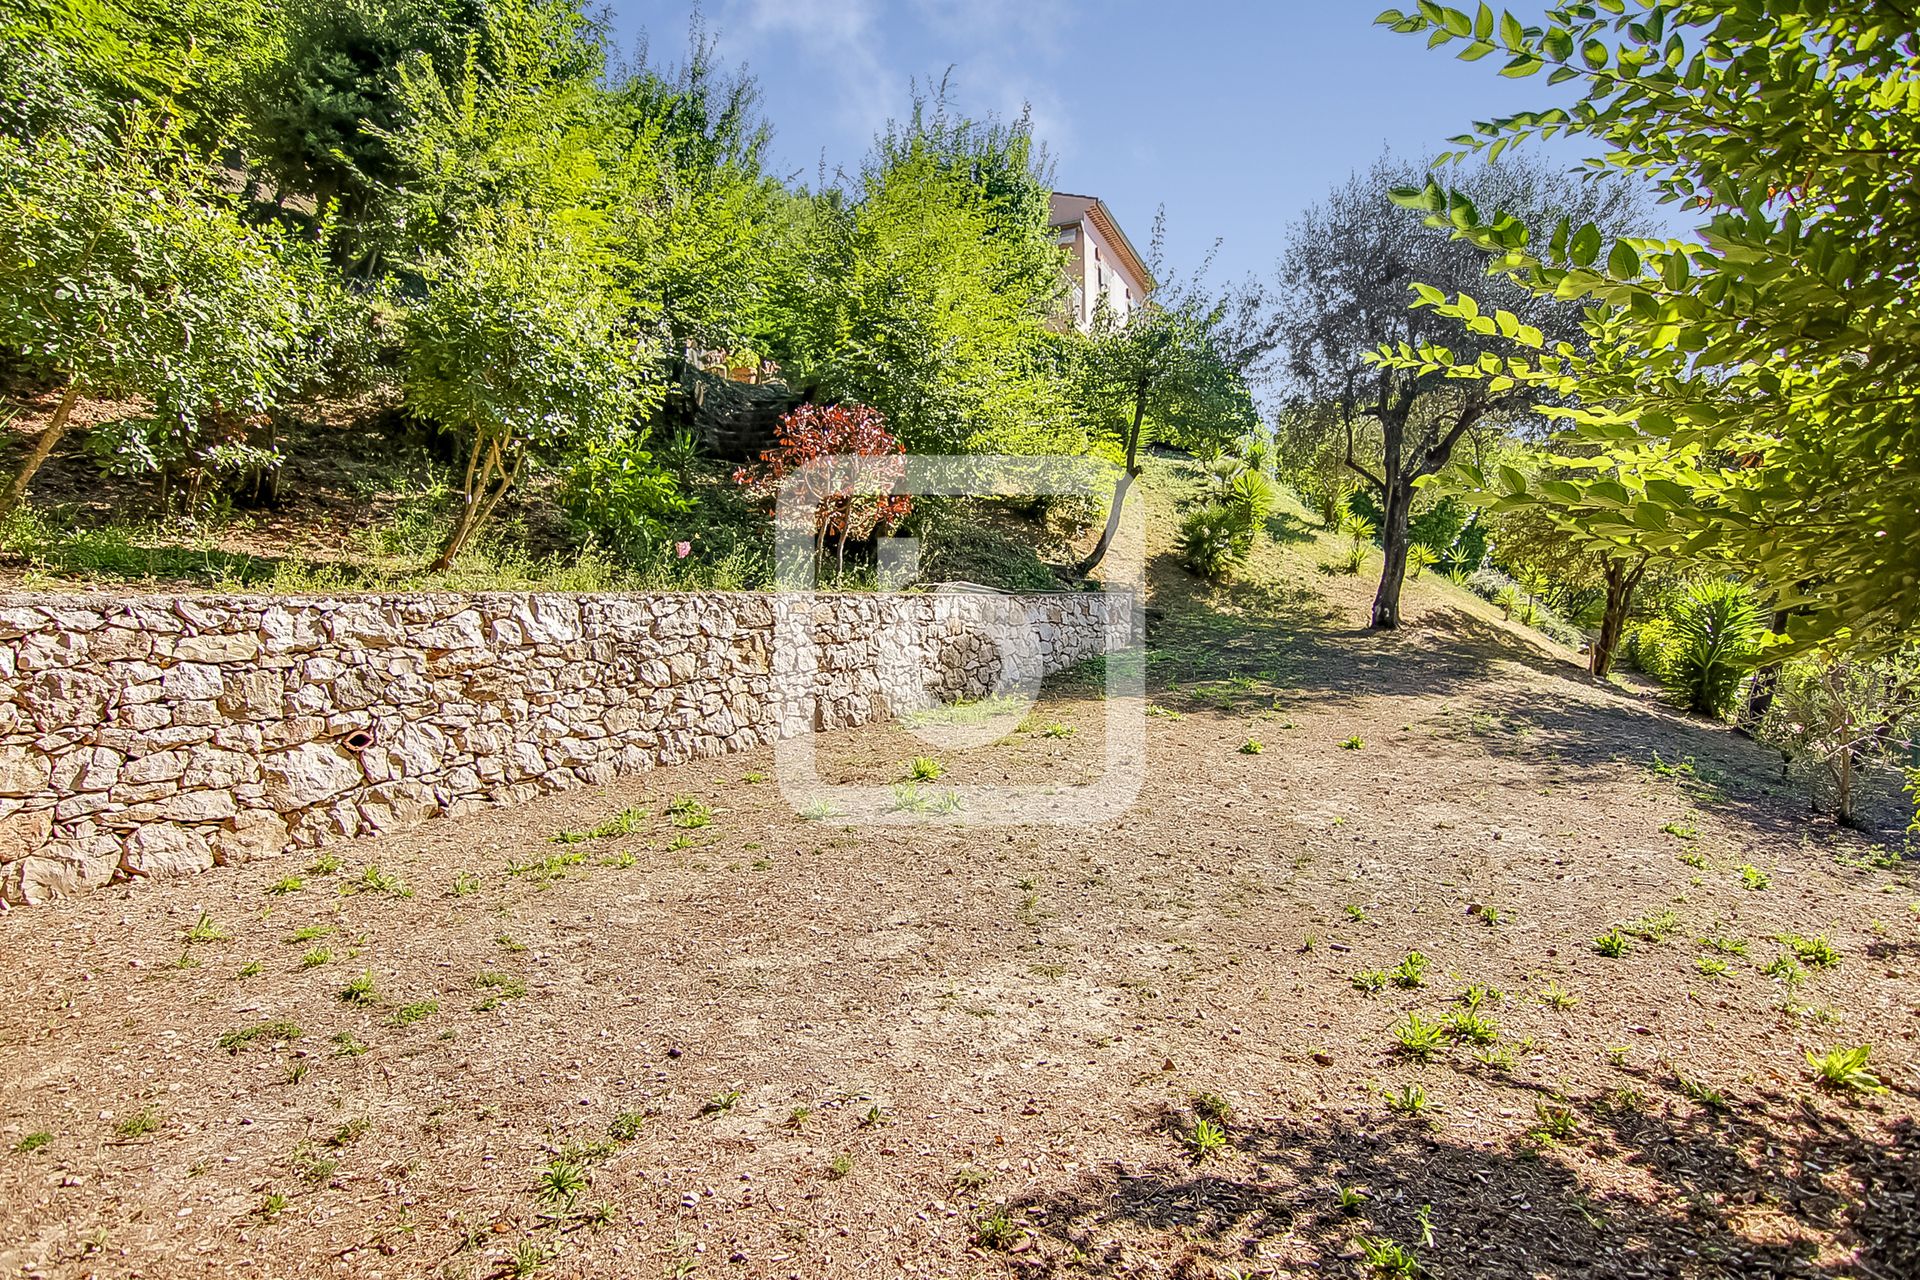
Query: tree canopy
[[1375, 0, 1920, 655]]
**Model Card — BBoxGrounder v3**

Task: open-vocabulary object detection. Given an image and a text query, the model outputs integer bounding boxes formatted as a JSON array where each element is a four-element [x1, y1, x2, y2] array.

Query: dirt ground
[[2, 485, 1917, 1280]]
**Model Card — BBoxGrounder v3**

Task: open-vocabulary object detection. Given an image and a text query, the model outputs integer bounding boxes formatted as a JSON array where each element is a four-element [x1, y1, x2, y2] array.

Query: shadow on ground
[[1012, 1083, 1918, 1278]]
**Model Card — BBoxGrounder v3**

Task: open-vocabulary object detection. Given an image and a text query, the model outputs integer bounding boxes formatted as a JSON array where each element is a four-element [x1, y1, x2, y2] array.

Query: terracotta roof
[[1048, 191, 1153, 294]]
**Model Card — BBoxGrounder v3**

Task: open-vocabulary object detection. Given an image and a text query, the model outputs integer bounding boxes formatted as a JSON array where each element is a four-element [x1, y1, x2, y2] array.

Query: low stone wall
[[0, 589, 1127, 905]]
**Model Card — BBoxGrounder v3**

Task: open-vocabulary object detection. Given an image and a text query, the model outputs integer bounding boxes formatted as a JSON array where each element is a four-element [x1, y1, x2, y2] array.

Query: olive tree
[[1268, 151, 1640, 629]]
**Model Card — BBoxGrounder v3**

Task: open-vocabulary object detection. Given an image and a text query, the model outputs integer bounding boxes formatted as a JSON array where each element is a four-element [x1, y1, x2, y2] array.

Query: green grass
[[1183, 1118, 1229, 1162], [1776, 932, 1841, 968], [667, 795, 712, 828], [113, 1106, 161, 1140], [1442, 1008, 1499, 1045], [388, 1000, 439, 1027], [182, 911, 229, 944], [1594, 928, 1631, 957], [1392, 1012, 1449, 1061], [1530, 1102, 1579, 1143], [13, 1131, 52, 1154], [1354, 1234, 1420, 1278], [1390, 951, 1430, 989], [1538, 981, 1579, 1010], [473, 972, 527, 1010], [1625, 907, 1682, 942], [339, 970, 380, 1005], [347, 864, 411, 897], [217, 1020, 304, 1053]]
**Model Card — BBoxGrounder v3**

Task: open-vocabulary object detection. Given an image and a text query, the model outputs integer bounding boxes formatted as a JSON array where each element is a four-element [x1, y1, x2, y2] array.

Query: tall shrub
[[404, 209, 659, 568]]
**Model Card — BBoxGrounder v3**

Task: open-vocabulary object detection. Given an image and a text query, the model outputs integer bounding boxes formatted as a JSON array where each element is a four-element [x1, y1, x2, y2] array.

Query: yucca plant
[[1661, 579, 1764, 718], [1178, 502, 1255, 582], [1406, 543, 1439, 580], [1224, 467, 1278, 526], [1338, 511, 1375, 575]]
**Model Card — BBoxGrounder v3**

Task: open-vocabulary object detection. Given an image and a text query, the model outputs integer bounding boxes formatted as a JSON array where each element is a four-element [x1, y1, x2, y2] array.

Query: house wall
[[0, 589, 1129, 905], [1058, 217, 1149, 329]]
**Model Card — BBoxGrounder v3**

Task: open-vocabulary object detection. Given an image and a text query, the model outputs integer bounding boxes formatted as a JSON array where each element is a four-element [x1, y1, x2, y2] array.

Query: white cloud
[[721, 0, 897, 138]]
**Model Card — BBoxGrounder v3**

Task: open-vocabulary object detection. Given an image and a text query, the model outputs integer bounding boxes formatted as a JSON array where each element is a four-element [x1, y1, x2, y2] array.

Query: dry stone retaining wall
[[0, 589, 1127, 905]]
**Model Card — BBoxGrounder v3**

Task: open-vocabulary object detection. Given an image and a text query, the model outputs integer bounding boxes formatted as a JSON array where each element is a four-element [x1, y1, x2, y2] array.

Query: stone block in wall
[[218, 668, 285, 719], [356, 783, 436, 835], [161, 663, 223, 701], [175, 633, 260, 663], [3, 848, 115, 903], [260, 742, 366, 810], [120, 824, 215, 879], [0, 804, 54, 857], [0, 745, 50, 797], [211, 810, 289, 864]]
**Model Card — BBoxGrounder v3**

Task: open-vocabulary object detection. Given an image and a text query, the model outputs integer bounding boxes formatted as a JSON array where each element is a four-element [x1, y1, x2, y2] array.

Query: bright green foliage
[[1177, 502, 1256, 582], [0, 95, 328, 512], [781, 96, 1072, 456], [245, 0, 544, 228], [1377, 2, 1920, 655], [404, 208, 661, 566], [600, 38, 790, 353], [370, 0, 607, 246], [1805, 1044, 1887, 1096], [5, 0, 275, 143]]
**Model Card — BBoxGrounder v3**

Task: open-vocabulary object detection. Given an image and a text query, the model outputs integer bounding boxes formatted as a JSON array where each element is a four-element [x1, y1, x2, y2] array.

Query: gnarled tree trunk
[[1590, 554, 1649, 678]]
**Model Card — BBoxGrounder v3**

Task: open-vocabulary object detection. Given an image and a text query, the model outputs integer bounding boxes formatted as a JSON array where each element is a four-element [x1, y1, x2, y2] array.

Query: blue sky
[[603, 2, 1595, 288]]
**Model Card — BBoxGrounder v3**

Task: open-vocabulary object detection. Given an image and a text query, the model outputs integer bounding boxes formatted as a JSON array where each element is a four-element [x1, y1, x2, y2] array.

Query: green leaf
[[1570, 223, 1602, 268]]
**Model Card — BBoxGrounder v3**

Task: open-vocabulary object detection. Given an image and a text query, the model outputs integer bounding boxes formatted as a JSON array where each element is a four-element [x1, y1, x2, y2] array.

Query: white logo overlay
[[770, 454, 1145, 826]]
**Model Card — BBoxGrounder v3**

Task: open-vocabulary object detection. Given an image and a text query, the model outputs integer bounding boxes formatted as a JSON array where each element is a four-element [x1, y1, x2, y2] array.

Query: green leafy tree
[[1376, 1, 1920, 655], [1074, 222, 1260, 575], [1461, 447, 1702, 676], [599, 26, 790, 355], [0, 105, 319, 515], [368, 0, 606, 250], [777, 92, 1073, 456], [403, 209, 660, 568], [3, 0, 276, 144], [243, 0, 600, 240]]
